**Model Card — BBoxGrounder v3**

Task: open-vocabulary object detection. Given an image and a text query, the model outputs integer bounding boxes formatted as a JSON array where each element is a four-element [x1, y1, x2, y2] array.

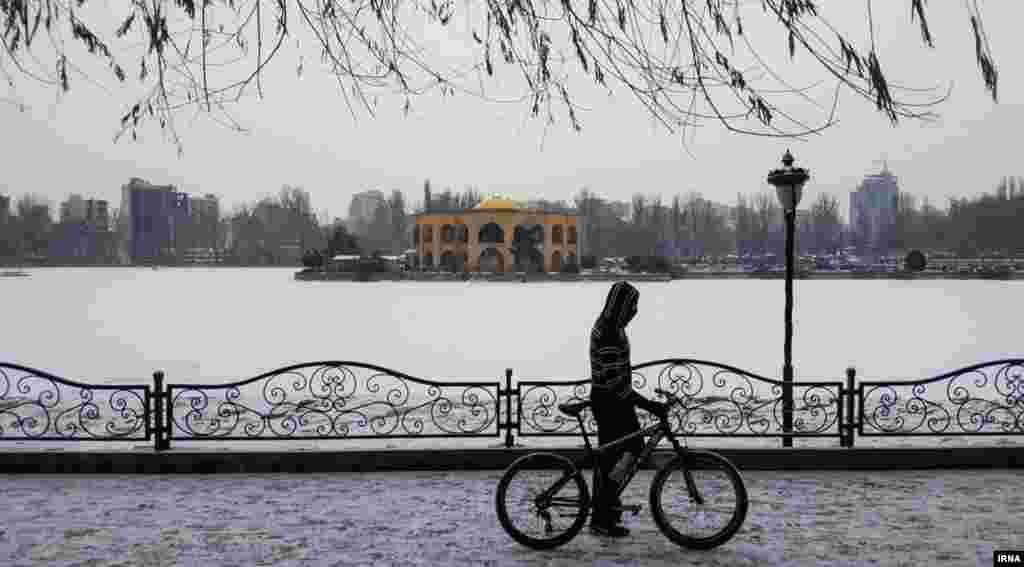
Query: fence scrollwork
[[518, 381, 593, 435], [5, 356, 1024, 449], [517, 360, 842, 439], [0, 363, 149, 441], [644, 360, 840, 437], [167, 362, 500, 440], [860, 360, 1024, 436]]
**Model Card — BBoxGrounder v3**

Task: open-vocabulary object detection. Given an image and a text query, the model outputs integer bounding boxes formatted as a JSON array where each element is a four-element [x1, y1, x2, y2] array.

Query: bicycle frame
[[536, 409, 705, 511]]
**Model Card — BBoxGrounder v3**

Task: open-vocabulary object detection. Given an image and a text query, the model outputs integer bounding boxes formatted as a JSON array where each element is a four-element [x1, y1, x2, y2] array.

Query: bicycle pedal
[[617, 504, 642, 516]]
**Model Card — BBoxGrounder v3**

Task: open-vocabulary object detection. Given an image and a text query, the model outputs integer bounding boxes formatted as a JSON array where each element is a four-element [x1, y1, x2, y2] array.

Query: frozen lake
[[3, 267, 1021, 385]]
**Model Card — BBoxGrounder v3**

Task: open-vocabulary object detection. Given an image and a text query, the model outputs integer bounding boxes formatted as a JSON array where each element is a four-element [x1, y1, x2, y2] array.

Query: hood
[[598, 281, 639, 329]]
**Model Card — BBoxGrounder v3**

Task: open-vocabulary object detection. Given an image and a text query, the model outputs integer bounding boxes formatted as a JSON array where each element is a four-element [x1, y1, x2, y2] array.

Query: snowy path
[[1, 469, 1021, 566]]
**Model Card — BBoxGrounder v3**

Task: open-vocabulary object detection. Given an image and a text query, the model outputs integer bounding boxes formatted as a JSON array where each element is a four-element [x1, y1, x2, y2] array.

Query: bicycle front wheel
[[495, 452, 590, 550], [650, 449, 748, 550]]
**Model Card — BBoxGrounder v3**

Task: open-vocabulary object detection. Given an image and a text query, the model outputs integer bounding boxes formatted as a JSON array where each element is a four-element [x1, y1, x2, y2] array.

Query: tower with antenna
[[850, 157, 899, 258], [873, 154, 890, 175]]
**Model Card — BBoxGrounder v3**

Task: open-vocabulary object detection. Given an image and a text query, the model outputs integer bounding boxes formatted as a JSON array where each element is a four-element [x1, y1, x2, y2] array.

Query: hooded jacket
[[590, 281, 644, 404]]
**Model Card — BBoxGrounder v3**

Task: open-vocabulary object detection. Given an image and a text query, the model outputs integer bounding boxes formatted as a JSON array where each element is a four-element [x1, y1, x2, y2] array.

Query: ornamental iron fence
[[163, 362, 501, 447], [0, 363, 151, 442], [1, 358, 1022, 451], [515, 360, 843, 442], [856, 359, 1024, 439]]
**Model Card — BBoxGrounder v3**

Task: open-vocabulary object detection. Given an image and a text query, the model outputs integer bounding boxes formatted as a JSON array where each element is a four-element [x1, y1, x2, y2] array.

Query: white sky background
[[0, 1, 1021, 221]]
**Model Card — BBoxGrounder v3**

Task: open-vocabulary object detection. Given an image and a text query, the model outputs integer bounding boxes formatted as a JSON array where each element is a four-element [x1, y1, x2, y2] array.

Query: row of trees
[[574, 188, 844, 261], [351, 190, 411, 256], [0, 194, 54, 261], [223, 186, 330, 265], [226, 185, 404, 266], [887, 176, 1024, 257], [577, 178, 1020, 263], [4, 175, 1023, 266]]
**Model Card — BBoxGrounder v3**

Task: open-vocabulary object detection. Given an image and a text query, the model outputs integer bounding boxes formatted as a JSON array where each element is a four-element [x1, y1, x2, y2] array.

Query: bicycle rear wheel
[[649, 449, 748, 550], [495, 452, 590, 550]]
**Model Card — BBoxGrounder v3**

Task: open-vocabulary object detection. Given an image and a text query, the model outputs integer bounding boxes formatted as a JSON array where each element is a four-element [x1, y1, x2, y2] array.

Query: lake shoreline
[[293, 270, 1023, 282], [8, 264, 1019, 280]]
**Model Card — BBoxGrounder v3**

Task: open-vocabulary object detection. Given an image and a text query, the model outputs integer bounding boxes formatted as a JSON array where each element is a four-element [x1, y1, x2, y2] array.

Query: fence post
[[153, 371, 166, 452], [504, 368, 515, 448], [845, 367, 856, 448]]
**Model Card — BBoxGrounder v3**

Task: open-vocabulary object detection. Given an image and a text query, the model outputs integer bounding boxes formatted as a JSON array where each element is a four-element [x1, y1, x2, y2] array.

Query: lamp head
[[767, 149, 810, 213]]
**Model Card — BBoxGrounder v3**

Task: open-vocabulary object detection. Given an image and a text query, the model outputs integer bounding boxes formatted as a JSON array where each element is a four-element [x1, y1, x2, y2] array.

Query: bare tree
[[648, 195, 667, 255], [734, 193, 754, 257], [752, 192, 779, 257], [0, 1, 999, 152], [365, 200, 393, 253], [574, 187, 604, 258], [456, 186, 482, 210], [809, 192, 841, 254], [14, 194, 53, 257], [388, 189, 408, 253], [279, 185, 320, 253], [630, 194, 646, 227]]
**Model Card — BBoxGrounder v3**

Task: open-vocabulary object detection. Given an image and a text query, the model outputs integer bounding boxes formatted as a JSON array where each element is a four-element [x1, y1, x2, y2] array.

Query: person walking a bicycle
[[589, 281, 668, 538]]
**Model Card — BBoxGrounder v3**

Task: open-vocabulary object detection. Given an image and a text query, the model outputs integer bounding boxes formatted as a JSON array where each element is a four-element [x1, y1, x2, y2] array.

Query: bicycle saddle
[[558, 400, 590, 417]]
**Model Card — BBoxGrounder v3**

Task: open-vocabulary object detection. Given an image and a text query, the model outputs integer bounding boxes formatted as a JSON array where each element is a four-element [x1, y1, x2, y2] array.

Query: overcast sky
[[1, 1, 1021, 221]]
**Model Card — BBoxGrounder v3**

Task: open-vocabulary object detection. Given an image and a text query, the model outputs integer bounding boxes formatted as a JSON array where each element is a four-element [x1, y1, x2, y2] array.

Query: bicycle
[[495, 388, 748, 550]]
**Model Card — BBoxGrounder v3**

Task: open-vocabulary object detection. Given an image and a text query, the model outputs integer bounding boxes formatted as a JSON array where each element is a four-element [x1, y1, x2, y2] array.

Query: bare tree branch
[[0, 0, 1000, 148]]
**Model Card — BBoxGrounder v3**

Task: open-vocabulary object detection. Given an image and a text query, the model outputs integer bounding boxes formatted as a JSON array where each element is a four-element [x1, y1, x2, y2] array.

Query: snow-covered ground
[[0, 469, 1020, 566]]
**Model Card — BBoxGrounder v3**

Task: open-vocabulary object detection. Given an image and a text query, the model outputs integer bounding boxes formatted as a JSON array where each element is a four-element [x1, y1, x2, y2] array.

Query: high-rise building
[[188, 193, 220, 250], [50, 196, 113, 262], [119, 177, 191, 263], [60, 195, 108, 229], [850, 164, 899, 252], [85, 199, 110, 231]]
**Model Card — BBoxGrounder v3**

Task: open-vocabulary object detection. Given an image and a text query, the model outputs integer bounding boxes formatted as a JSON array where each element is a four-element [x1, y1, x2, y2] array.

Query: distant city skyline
[[1, 3, 1020, 221]]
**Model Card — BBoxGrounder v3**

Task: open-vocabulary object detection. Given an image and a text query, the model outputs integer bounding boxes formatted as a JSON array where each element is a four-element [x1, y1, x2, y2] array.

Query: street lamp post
[[767, 150, 810, 448]]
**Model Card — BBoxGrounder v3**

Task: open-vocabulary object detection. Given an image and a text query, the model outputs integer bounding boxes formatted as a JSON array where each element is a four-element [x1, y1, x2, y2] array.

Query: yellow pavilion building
[[413, 196, 578, 273]]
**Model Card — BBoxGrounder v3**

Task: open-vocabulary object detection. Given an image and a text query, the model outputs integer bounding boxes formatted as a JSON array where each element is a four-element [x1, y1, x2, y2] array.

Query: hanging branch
[[0, 0, 1001, 147]]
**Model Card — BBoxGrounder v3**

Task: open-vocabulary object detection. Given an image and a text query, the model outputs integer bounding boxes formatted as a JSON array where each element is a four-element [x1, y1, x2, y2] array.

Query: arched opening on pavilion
[[512, 224, 544, 273], [479, 223, 504, 244], [440, 250, 457, 272], [479, 248, 505, 273]]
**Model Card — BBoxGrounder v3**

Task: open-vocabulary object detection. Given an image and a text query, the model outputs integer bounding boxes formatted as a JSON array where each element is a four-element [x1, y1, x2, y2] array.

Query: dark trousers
[[590, 398, 644, 526]]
